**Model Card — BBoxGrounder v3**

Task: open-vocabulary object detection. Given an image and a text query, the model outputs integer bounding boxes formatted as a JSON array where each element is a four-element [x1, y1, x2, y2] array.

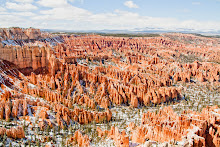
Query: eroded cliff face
[[0, 44, 50, 75], [0, 28, 66, 76], [0, 27, 41, 41]]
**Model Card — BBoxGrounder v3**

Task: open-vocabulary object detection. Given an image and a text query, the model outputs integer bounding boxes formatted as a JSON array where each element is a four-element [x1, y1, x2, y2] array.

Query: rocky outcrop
[[127, 106, 220, 146], [66, 130, 90, 147], [0, 45, 49, 75], [0, 27, 41, 41], [0, 126, 25, 139], [97, 126, 129, 147]]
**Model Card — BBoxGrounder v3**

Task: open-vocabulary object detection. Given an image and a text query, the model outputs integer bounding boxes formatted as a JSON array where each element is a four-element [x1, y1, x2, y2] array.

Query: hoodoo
[[0, 28, 219, 146]]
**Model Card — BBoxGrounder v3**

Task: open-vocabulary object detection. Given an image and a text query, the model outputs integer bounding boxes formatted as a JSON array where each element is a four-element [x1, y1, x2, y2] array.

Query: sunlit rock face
[[0, 28, 219, 146], [137, 106, 220, 147], [0, 126, 25, 139], [0, 45, 49, 75]]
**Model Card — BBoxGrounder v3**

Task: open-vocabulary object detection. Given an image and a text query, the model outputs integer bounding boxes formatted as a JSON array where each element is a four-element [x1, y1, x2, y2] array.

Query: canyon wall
[[0, 44, 50, 75]]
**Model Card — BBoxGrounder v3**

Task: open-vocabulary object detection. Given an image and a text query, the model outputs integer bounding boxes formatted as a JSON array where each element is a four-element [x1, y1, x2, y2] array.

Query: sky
[[0, 0, 220, 32]]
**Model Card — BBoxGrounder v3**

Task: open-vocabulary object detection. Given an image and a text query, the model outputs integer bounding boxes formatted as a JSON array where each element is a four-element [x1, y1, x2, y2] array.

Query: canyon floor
[[0, 28, 219, 147]]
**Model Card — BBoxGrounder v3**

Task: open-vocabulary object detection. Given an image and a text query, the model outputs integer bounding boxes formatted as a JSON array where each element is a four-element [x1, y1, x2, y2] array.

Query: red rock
[[67, 130, 90, 147], [0, 127, 6, 136], [6, 126, 25, 139], [130, 95, 138, 108], [97, 126, 129, 147]]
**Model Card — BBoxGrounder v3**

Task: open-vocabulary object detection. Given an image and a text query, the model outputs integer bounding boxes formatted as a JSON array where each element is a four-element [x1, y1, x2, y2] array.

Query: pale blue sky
[[0, 0, 220, 31]]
